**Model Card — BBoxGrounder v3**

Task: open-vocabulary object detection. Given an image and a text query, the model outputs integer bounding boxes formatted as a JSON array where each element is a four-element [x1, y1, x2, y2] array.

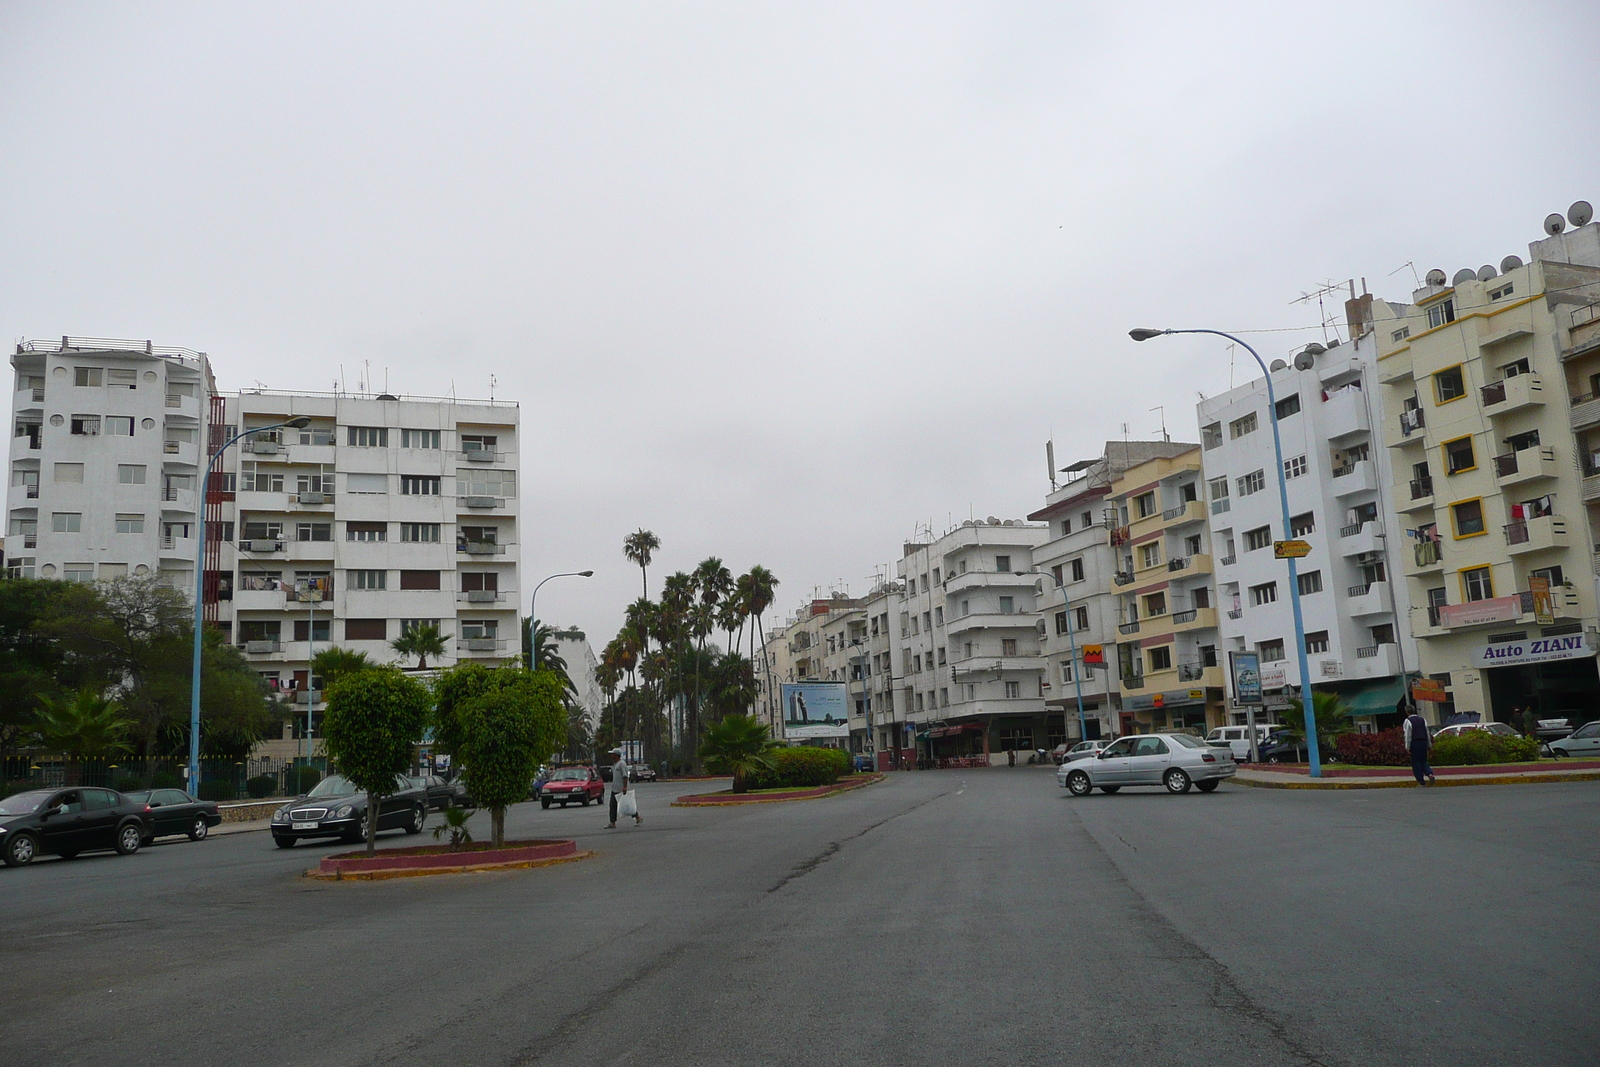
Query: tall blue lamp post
[[1129, 328, 1322, 776], [528, 570, 594, 669], [188, 417, 309, 792]]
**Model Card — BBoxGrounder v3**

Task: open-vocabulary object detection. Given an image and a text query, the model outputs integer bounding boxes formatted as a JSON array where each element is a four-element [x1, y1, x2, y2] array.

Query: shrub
[[745, 746, 852, 789], [1432, 731, 1538, 766], [150, 770, 184, 790], [112, 773, 146, 793], [1334, 729, 1409, 766], [286, 766, 321, 795], [197, 780, 237, 802], [245, 775, 277, 798]]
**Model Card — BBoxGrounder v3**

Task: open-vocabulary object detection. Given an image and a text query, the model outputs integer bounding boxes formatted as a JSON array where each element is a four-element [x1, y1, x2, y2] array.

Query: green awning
[[1341, 682, 1405, 717]]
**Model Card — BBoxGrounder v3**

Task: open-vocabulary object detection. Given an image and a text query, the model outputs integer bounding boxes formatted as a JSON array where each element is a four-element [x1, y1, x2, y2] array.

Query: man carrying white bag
[[605, 750, 642, 828]]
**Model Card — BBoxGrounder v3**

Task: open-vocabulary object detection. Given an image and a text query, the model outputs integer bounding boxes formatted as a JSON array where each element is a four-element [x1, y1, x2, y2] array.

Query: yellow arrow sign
[[1274, 540, 1312, 559]]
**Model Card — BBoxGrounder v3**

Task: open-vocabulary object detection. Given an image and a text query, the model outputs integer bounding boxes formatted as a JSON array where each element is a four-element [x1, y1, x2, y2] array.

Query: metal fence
[[2, 755, 328, 798]]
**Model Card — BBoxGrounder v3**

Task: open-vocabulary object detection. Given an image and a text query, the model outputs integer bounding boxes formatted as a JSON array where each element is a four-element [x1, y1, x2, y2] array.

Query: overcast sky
[[5, 2, 1598, 647]]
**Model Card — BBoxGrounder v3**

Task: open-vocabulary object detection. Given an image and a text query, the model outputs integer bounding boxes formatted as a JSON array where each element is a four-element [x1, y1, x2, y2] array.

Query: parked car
[[1538, 717, 1577, 741], [122, 788, 221, 844], [1434, 722, 1521, 739], [1550, 720, 1600, 758], [450, 777, 476, 808], [540, 766, 605, 808], [529, 768, 552, 798], [1059, 739, 1112, 764], [630, 763, 659, 782], [1204, 724, 1280, 761], [1058, 733, 1235, 795], [1255, 732, 1312, 764], [1, 787, 150, 867], [269, 774, 427, 847], [406, 775, 456, 811]]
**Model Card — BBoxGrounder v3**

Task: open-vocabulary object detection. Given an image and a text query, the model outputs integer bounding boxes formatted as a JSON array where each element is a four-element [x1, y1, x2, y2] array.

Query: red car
[[539, 766, 604, 809]]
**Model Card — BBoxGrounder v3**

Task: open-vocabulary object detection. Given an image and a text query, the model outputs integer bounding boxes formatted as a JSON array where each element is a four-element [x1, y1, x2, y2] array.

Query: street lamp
[[1129, 327, 1323, 776], [188, 416, 310, 792], [529, 570, 594, 670]]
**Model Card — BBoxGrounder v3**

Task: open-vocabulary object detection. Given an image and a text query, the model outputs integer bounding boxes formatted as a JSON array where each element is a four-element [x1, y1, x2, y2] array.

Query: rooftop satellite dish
[[1570, 201, 1594, 227], [1476, 264, 1497, 282], [1293, 351, 1316, 371], [1545, 213, 1567, 235], [1500, 254, 1524, 273], [1452, 268, 1478, 285], [986, 516, 999, 525], [1425, 268, 1447, 286], [1269, 358, 1288, 372]]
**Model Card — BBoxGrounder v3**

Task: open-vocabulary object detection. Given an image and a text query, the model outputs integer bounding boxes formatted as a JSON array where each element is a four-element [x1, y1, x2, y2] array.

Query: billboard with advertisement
[[781, 682, 851, 740], [1230, 650, 1262, 705]]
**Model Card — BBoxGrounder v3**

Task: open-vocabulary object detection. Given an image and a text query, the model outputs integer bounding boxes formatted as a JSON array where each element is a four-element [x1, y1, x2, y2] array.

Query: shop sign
[[1530, 576, 1554, 626], [1411, 678, 1447, 703], [1259, 665, 1288, 690], [1437, 596, 1520, 628], [1273, 539, 1312, 559], [1082, 644, 1104, 665], [1128, 689, 1206, 712], [1472, 633, 1595, 669]]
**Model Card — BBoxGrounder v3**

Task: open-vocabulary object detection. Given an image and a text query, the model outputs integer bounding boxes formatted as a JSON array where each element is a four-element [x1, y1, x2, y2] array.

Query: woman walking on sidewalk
[[1404, 709, 1435, 786]]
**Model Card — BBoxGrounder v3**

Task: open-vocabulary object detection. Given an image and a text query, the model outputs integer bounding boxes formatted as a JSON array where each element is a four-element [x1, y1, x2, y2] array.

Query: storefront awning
[[1342, 682, 1405, 717]]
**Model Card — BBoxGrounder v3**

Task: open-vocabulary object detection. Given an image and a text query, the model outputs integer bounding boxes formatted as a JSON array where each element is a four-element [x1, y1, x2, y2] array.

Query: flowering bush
[[1432, 731, 1538, 766], [1333, 729, 1408, 766]]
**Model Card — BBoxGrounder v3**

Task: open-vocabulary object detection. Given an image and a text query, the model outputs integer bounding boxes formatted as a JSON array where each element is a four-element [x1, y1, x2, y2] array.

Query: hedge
[[1432, 732, 1538, 766], [197, 780, 237, 802], [245, 775, 278, 798], [745, 746, 852, 790], [286, 766, 322, 795], [1333, 729, 1409, 766]]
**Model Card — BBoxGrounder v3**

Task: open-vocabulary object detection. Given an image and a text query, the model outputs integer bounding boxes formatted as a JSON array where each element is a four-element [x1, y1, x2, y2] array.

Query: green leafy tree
[[34, 688, 134, 783], [390, 623, 447, 670], [0, 579, 88, 766], [698, 714, 778, 793], [321, 667, 431, 855], [452, 671, 566, 846], [1282, 690, 1356, 753]]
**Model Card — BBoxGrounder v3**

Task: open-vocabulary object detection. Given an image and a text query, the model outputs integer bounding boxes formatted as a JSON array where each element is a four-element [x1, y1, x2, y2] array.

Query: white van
[[1205, 724, 1279, 761]]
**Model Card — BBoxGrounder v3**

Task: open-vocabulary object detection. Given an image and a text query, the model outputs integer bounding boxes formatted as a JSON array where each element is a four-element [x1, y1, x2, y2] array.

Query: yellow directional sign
[[1273, 540, 1312, 559]]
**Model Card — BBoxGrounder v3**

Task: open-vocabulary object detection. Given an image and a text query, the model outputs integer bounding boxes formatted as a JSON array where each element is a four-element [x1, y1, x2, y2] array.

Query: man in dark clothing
[[1403, 709, 1435, 785], [1522, 706, 1541, 759]]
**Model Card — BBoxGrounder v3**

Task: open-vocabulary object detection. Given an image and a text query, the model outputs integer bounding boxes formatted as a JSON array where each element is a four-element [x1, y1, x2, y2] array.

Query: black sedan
[[1, 787, 150, 867], [406, 775, 455, 812], [123, 788, 222, 844], [269, 774, 427, 848]]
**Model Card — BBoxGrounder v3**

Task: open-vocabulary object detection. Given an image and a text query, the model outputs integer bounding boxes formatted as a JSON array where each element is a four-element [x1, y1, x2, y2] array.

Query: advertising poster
[[1230, 650, 1262, 705], [781, 682, 850, 740]]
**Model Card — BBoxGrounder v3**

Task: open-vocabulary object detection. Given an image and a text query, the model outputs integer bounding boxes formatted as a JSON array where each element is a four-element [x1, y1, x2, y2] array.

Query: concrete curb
[[1234, 769, 1600, 790], [672, 774, 885, 807], [304, 850, 594, 881]]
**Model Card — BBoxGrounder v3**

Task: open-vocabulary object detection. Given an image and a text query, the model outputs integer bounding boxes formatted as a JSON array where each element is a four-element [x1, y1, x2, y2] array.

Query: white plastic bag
[[616, 791, 638, 818]]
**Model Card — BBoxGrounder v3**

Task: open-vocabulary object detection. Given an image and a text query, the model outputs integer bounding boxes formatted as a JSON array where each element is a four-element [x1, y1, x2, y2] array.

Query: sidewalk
[[1234, 763, 1600, 790], [214, 817, 274, 836]]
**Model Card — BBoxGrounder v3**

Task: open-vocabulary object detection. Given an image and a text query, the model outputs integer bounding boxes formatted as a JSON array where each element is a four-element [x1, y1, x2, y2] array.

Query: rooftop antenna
[[1389, 260, 1422, 288], [1149, 405, 1168, 442], [1046, 439, 1057, 490], [339, 364, 347, 394], [363, 359, 371, 394], [1291, 279, 1347, 344], [1224, 341, 1238, 388], [489, 374, 497, 402]]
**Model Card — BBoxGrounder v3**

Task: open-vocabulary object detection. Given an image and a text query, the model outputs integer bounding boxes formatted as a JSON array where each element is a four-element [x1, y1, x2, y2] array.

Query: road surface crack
[[766, 788, 951, 894]]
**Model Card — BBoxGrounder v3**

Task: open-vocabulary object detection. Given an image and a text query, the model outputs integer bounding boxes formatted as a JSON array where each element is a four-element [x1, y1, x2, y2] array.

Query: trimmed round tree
[[455, 670, 566, 846], [322, 667, 431, 855]]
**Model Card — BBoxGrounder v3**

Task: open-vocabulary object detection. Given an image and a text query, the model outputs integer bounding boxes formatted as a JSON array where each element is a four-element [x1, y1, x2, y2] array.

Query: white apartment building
[[9, 338, 215, 587], [765, 593, 863, 750], [1198, 327, 1418, 726], [1029, 441, 1196, 741], [552, 628, 604, 733]]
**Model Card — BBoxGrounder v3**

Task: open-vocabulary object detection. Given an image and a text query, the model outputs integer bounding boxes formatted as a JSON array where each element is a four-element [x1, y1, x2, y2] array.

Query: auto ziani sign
[[1472, 633, 1594, 669]]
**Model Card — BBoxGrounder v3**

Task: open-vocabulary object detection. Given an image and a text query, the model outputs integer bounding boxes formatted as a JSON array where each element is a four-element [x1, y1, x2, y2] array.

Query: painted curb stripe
[[304, 850, 594, 881], [1233, 771, 1600, 790]]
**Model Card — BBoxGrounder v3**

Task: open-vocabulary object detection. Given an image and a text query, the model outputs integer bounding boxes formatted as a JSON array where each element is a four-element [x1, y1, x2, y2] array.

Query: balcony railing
[[163, 441, 181, 454], [1339, 523, 1363, 538], [1178, 663, 1206, 681], [1356, 645, 1380, 658], [241, 640, 283, 654], [1227, 608, 1243, 620], [1494, 452, 1520, 478], [24, 487, 38, 499], [459, 541, 506, 555], [1171, 608, 1198, 624], [1332, 463, 1356, 478], [1348, 583, 1373, 597], [1112, 571, 1135, 586], [1163, 503, 1195, 520], [458, 637, 506, 653], [1480, 381, 1507, 406], [1118, 621, 1141, 635], [1399, 408, 1425, 436], [1410, 476, 1433, 500], [1505, 521, 1531, 546], [1168, 556, 1189, 572], [1218, 554, 1236, 566], [1121, 673, 1144, 689], [165, 395, 184, 408], [1414, 541, 1441, 567]]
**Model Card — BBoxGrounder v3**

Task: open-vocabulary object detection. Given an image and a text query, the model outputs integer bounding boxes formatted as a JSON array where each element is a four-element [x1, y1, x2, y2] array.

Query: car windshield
[[553, 769, 587, 780], [123, 790, 152, 802], [307, 776, 360, 798], [0, 790, 51, 815], [1574, 723, 1600, 738], [1167, 733, 1205, 749]]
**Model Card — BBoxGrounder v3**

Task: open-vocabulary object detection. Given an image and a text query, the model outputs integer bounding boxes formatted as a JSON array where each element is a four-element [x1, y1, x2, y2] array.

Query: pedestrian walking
[[1521, 705, 1542, 759], [1403, 708, 1435, 786], [605, 750, 642, 829]]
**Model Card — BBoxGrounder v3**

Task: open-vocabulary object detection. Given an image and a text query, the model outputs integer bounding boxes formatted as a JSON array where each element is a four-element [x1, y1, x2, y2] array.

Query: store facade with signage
[[1122, 686, 1224, 734], [1478, 631, 1600, 726]]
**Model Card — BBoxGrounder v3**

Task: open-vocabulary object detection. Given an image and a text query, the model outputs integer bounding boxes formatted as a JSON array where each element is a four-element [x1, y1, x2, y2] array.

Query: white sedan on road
[[1058, 733, 1237, 796], [1549, 720, 1600, 758]]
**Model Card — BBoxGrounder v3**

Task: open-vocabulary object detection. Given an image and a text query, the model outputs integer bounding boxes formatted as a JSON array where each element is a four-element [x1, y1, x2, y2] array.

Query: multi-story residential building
[[1370, 209, 1600, 725], [551, 628, 604, 734], [8, 338, 216, 587], [215, 389, 520, 757], [844, 578, 906, 766], [1106, 446, 1228, 733], [765, 593, 861, 750], [1198, 330, 1417, 727], [898, 519, 1051, 762], [1029, 440, 1195, 741]]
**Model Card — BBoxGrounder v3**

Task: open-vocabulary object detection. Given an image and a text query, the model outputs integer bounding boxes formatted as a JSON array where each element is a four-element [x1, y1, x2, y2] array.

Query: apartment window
[[73, 367, 103, 386], [403, 522, 442, 543], [1004, 681, 1021, 699], [347, 426, 389, 447], [1297, 571, 1323, 595], [1237, 470, 1265, 497], [1434, 365, 1465, 403], [916, 693, 925, 713], [1229, 412, 1258, 439], [1462, 566, 1494, 602], [347, 521, 387, 542], [1443, 436, 1476, 474], [1284, 455, 1308, 480], [457, 468, 515, 497], [402, 428, 441, 449], [349, 569, 387, 590], [1148, 646, 1172, 671], [1140, 543, 1161, 569], [1371, 623, 1396, 645], [1065, 557, 1084, 583], [117, 464, 146, 484], [400, 569, 442, 590], [995, 554, 1011, 572], [291, 619, 331, 644], [932, 567, 940, 583], [1059, 519, 1072, 536], [922, 611, 932, 631], [296, 522, 332, 542], [346, 618, 388, 641], [70, 415, 100, 436], [1208, 476, 1229, 502], [1304, 630, 1330, 655], [936, 647, 947, 666], [460, 433, 496, 453], [460, 572, 499, 592], [1075, 606, 1089, 630], [1002, 638, 1018, 656], [998, 596, 1015, 614], [1274, 394, 1301, 420], [400, 618, 441, 636], [52, 512, 82, 533], [1244, 526, 1272, 551], [1060, 661, 1074, 684], [105, 416, 134, 437], [63, 563, 94, 583], [934, 606, 943, 625], [7, 557, 35, 579], [297, 426, 335, 446], [1259, 639, 1285, 663], [296, 469, 334, 494], [1144, 591, 1167, 616], [910, 617, 919, 635], [242, 521, 283, 540], [1290, 512, 1315, 537], [1489, 283, 1514, 302], [242, 465, 285, 493], [1427, 300, 1457, 331], [1451, 499, 1486, 538], [1135, 492, 1156, 518], [1054, 611, 1069, 636], [1202, 422, 1223, 450], [960, 600, 970, 616], [907, 577, 916, 595], [402, 475, 441, 496], [913, 654, 922, 673], [346, 472, 388, 495], [114, 514, 144, 534], [53, 462, 84, 483], [1249, 582, 1278, 606]]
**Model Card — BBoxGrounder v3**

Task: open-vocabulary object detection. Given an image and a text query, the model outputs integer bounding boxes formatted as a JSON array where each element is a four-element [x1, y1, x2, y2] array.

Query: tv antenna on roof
[[1291, 279, 1346, 344], [1389, 260, 1422, 288], [489, 374, 497, 402], [1149, 406, 1168, 442]]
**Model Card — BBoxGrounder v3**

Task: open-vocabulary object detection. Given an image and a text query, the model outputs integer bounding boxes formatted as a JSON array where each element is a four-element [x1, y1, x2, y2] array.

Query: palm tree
[[743, 565, 780, 715], [698, 713, 778, 793], [310, 647, 374, 689], [34, 688, 133, 783], [521, 619, 576, 693], [623, 529, 661, 600], [390, 623, 446, 670], [694, 556, 733, 624], [1282, 691, 1355, 754]]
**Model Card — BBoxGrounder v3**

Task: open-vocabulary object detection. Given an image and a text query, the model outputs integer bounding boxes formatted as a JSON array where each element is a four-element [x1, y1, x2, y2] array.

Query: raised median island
[[674, 773, 884, 807], [308, 838, 590, 881]]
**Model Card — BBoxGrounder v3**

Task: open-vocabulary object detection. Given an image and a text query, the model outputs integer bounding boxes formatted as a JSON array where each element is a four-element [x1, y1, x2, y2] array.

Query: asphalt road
[[5, 770, 1596, 1066]]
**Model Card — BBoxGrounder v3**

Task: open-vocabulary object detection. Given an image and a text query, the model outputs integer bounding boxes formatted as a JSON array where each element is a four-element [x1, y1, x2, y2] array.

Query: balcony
[[1377, 352, 1413, 385], [459, 495, 504, 510], [1331, 459, 1378, 497], [1226, 608, 1243, 620], [1346, 581, 1390, 616], [294, 491, 335, 506], [1118, 620, 1141, 635], [1112, 571, 1135, 586], [1585, 472, 1600, 504], [458, 590, 506, 603], [1337, 523, 1385, 557], [1166, 553, 1213, 576], [1120, 672, 1146, 692], [1494, 446, 1558, 487], [1170, 606, 1217, 632], [1504, 515, 1569, 555], [241, 438, 283, 456], [1394, 407, 1425, 442], [1177, 662, 1207, 682], [1218, 554, 1236, 566], [1410, 605, 1447, 637], [1570, 393, 1600, 433], [458, 540, 506, 555], [464, 449, 499, 464], [457, 637, 507, 655], [1109, 525, 1131, 547], [1407, 539, 1443, 575], [1349, 643, 1401, 679], [1480, 374, 1545, 416], [1323, 388, 1369, 440], [239, 538, 286, 554], [241, 640, 284, 656], [1161, 500, 1206, 526]]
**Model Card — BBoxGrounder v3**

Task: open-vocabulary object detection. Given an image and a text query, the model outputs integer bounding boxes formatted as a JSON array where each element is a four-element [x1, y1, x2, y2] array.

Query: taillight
[[143, 804, 152, 812], [1200, 753, 1216, 763]]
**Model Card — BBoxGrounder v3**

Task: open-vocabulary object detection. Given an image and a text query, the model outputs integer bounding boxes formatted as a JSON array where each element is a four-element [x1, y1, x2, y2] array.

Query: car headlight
[[272, 808, 290, 823], [334, 804, 354, 818]]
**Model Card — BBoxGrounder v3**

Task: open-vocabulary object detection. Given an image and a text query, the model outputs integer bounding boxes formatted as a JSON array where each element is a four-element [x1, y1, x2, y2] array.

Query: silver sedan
[[1058, 732, 1236, 796]]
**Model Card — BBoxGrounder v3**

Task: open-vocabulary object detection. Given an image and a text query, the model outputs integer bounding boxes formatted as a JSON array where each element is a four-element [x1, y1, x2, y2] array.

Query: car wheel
[[404, 806, 424, 835], [1164, 769, 1192, 794], [579, 796, 590, 807], [541, 799, 551, 809], [1266, 755, 1282, 764], [1195, 779, 1220, 793], [1100, 785, 1121, 794], [188, 816, 209, 841], [273, 835, 296, 849], [1065, 770, 1092, 797], [116, 823, 144, 855], [343, 813, 368, 844], [4, 832, 38, 866]]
